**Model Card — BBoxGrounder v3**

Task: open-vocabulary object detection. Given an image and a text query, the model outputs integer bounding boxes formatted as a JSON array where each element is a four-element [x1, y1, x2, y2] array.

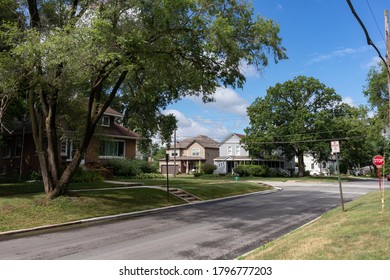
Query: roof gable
[[176, 135, 219, 149], [219, 132, 244, 146]]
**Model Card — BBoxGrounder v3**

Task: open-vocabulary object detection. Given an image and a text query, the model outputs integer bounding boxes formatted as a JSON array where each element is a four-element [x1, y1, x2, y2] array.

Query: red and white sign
[[372, 155, 385, 168], [331, 141, 340, 154]]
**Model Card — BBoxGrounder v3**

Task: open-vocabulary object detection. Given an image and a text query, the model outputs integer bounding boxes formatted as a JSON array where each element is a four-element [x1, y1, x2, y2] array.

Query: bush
[[234, 164, 269, 177], [248, 165, 269, 177], [71, 168, 104, 183], [133, 173, 164, 179], [234, 165, 250, 177], [103, 158, 157, 178], [201, 163, 217, 174]]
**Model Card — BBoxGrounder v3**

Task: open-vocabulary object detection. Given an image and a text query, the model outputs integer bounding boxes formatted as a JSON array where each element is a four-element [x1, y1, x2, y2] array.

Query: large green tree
[[0, 0, 286, 198], [364, 61, 388, 122], [242, 76, 355, 176], [0, 0, 26, 134], [330, 104, 383, 171]]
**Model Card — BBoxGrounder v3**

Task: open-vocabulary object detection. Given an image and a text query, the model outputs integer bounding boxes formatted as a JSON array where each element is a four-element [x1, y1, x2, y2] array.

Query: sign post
[[372, 155, 385, 212], [165, 153, 170, 201], [331, 141, 344, 212]]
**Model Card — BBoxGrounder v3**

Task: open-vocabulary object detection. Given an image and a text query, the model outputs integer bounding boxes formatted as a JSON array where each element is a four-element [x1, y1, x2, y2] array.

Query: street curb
[[0, 184, 282, 238]]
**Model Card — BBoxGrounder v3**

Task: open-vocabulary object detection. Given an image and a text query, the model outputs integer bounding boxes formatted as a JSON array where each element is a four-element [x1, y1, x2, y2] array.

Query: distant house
[[160, 135, 219, 174], [302, 154, 336, 176], [214, 133, 252, 174], [214, 133, 294, 175], [0, 107, 139, 177]]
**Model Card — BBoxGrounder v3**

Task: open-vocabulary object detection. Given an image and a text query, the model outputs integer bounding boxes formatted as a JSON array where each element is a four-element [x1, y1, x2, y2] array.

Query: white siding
[[219, 134, 249, 157]]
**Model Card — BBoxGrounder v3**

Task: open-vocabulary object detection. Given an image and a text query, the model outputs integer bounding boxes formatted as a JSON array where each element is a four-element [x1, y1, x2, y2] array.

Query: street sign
[[372, 155, 385, 168], [331, 141, 340, 154]]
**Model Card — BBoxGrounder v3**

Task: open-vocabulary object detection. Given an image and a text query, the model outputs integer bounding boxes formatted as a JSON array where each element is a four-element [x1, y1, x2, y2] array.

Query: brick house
[[0, 107, 139, 177]]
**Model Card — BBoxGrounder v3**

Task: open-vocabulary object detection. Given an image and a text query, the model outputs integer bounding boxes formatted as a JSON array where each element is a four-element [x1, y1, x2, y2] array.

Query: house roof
[[175, 135, 219, 149], [214, 156, 253, 161], [98, 122, 140, 139], [104, 107, 123, 118], [218, 132, 245, 147], [160, 156, 205, 162]]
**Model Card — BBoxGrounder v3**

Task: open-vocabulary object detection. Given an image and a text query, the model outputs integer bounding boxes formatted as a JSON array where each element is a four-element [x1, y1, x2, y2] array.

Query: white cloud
[[239, 60, 261, 78], [163, 109, 230, 140], [276, 3, 283, 11], [342, 96, 355, 107], [362, 56, 381, 70], [307, 46, 370, 64], [188, 87, 249, 116]]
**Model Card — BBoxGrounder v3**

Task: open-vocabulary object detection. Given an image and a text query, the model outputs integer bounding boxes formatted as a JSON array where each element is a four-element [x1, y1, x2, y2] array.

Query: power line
[[243, 136, 363, 145], [346, 0, 389, 75], [365, 0, 386, 44]]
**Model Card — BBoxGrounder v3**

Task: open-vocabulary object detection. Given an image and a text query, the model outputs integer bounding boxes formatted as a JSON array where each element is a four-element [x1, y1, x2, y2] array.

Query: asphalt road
[[0, 179, 383, 260]]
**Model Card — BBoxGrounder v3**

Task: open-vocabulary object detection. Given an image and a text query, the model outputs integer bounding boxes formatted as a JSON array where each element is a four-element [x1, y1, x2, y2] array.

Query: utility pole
[[383, 10, 389, 212], [173, 129, 177, 177], [386, 10, 390, 126]]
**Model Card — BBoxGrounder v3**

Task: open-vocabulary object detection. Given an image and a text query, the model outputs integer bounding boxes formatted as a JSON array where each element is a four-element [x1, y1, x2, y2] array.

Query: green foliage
[[132, 173, 164, 180], [29, 171, 42, 181], [234, 165, 269, 177], [158, 114, 177, 149], [71, 168, 104, 183], [242, 76, 371, 176], [0, 0, 287, 198], [201, 163, 217, 175], [363, 62, 388, 121], [104, 159, 157, 178]]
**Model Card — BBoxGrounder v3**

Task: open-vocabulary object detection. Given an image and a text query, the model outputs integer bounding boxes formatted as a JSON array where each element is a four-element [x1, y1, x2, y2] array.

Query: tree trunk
[[297, 152, 305, 177]]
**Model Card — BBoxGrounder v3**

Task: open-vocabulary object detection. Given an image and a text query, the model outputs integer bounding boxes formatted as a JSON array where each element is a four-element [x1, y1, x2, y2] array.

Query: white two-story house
[[214, 133, 294, 175], [213, 133, 252, 174]]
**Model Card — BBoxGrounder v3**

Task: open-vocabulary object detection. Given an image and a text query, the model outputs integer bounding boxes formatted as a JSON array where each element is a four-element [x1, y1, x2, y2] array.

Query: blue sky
[[163, 0, 388, 142]]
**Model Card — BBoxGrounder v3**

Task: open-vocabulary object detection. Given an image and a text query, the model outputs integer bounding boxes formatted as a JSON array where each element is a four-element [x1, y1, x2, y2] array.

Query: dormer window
[[101, 116, 110, 127]]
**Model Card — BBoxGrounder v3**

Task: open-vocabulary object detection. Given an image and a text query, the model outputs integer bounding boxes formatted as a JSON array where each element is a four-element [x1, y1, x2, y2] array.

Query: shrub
[[201, 163, 217, 174], [234, 164, 269, 177], [133, 173, 164, 179], [234, 165, 250, 177], [71, 168, 104, 183], [103, 158, 157, 177]]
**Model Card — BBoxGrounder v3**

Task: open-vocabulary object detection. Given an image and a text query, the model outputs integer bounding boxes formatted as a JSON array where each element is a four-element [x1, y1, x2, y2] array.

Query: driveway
[[0, 179, 382, 260]]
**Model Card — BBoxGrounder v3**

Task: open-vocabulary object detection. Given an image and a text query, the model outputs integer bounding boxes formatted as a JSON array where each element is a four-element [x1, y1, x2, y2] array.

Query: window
[[236, 145, 241, 155], [61, 139, 73, 160], [171, 152, 178, 157], [227, 146, 232, 156], [61, 141, 68, 156], [192, 148, 200, 156], [101, 116, 110, 127], [99, 140, 125, 158]]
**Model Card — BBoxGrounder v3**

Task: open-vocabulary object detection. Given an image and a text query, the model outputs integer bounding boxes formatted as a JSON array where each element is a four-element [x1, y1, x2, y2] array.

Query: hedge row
[[234, 165, 269, 177], [103, 158, 158, 177]]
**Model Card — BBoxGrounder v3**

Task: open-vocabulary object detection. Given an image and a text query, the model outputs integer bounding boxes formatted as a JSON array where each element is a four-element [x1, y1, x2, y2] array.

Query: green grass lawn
[[0, 188, 184, 232], [0, 176, 270, 232], [241, 189, 390, 260], [130, 176, 272, 199]]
